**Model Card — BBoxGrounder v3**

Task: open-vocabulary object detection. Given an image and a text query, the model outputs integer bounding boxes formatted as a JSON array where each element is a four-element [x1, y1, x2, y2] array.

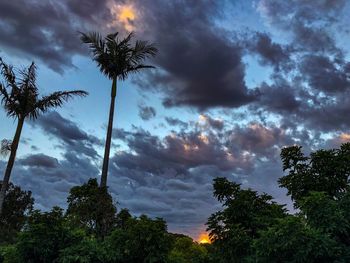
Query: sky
[[1, 0, 350, 240]]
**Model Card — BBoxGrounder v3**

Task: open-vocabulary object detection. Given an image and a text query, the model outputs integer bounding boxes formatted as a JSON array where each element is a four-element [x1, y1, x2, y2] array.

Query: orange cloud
[[108, 3, 137, 31]]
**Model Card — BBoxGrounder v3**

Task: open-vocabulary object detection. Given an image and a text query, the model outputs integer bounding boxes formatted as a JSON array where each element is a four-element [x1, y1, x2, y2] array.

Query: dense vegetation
[[1, 143, 350, 262]]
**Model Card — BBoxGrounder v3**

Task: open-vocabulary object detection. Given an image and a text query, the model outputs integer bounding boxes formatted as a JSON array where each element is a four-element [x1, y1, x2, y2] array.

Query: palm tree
[[0, 58, 88, 215], [80, 32, 157, 188]]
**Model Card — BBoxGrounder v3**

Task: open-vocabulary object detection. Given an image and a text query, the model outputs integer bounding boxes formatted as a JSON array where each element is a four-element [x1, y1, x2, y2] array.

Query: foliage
[[0, 245, 21, 263], [58, 236, 107, 263], [80, 32, 157, 80], [16, 207, 80, 263], [66, 179, 116, 238], [0, 139, 11, 157], [167, 236, 209, 263], [0, 58, 87, 120], [0, 183, 33, 244], [279, 143, 350, 206], [206, 143, 350, 262], [206, 177, 286, 262], [105, 214, 171, 263], [253, 216, 342, 263]]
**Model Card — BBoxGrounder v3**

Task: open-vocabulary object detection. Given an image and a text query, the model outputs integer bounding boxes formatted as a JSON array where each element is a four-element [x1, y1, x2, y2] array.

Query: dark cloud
[[19, 154, 59, 168], [248, 32, 291, 71], [132, 0, 258, 109], [0, 1, 81, 72], [255, 80, 301, 114], [111, 127, 253, 178], [226, 123, 293, 159], [299, 55, 350, 93], [258, 0, 346, 26], [0, 151, 99, 210], [138, 104, 156, 120], [107, 121, 302, 233], [253, 0, 350, 133], [33, 111, 102, 159], [165, 117, 189, 129]]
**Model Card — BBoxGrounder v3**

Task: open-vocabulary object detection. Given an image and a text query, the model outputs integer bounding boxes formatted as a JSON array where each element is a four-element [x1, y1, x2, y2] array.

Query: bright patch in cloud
[[108, 3, 137, 31], [340, 133, 350, 141]]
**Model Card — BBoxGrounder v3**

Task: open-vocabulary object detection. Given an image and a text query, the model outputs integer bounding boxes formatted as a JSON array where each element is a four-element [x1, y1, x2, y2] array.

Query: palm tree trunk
[[100, 78, 117, 188], [0, 117, 24, 215]]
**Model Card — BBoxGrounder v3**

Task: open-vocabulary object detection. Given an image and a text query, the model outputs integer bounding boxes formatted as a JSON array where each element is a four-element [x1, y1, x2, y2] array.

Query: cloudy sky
[[1, 0, 350, 239]]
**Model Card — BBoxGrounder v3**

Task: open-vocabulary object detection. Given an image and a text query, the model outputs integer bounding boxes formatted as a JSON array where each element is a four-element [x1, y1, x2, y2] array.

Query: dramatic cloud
[[165, 117, 189, 130], [32, 111, 102, 159], [108, 119, 304, 232], [198, 114, 224, 131], [248, 32, 291, 71], [19, 154, 59, 168], [135, 0, 258, 109], [138, 104, 156, 120], [0, 0, 260, 109], [0, 0, 118, 72], [299, 55, 350, 93]]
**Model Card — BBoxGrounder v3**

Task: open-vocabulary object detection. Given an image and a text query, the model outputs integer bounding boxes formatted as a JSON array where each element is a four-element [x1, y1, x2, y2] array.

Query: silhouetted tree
[[207, 143, 350, 262], [254, 216, 341, 263], [206, 177, 286, 262], [16, 207, 78, 263], [80, 32, 157, 188], [0, 58, 87, 215], [105, 214, 171, 263], [0, 182, 33, 244], [66, 179, 117, 238], [279, 143, 350, 206], [167, 236, 209, 263]]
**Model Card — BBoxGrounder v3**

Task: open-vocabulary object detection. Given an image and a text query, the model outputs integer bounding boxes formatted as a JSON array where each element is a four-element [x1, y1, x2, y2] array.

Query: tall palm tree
[[0, 58, 88, 215], [80, 32, 157, 188]]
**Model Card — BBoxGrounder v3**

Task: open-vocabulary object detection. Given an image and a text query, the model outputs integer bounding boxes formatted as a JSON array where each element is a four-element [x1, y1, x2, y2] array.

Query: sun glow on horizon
[[198, 233, 211, 244]]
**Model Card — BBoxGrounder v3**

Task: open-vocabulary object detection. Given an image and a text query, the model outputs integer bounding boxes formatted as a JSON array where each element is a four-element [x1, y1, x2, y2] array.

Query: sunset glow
[[340, 133, 350, 141], [108, 3, 137, 31], [198, 233, 211, 244]]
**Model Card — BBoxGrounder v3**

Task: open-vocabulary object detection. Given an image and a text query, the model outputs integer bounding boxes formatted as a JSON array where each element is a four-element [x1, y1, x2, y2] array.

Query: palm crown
[[80, 32, 158, 80], [0, 58, 87, 120]]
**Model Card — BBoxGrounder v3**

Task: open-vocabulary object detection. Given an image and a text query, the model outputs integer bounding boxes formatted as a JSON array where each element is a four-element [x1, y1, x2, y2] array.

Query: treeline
[[1, 143, 350, 262], [0, 179, 210, 263]]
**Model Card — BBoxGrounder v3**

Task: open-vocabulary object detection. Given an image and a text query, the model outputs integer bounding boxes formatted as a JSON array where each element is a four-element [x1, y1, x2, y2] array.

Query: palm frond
[[81, 31, 158, 80], [0, 58, 18, 92], [115, 32, 133, 50], [0, 139, 12, 157], [32, 90, 88, 119], [0, 82, 10, 104], [80, 32, 106, 59], [19, 62, 37, 91], [120, 64, 155, 80], [130, 40, 158, 64]]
